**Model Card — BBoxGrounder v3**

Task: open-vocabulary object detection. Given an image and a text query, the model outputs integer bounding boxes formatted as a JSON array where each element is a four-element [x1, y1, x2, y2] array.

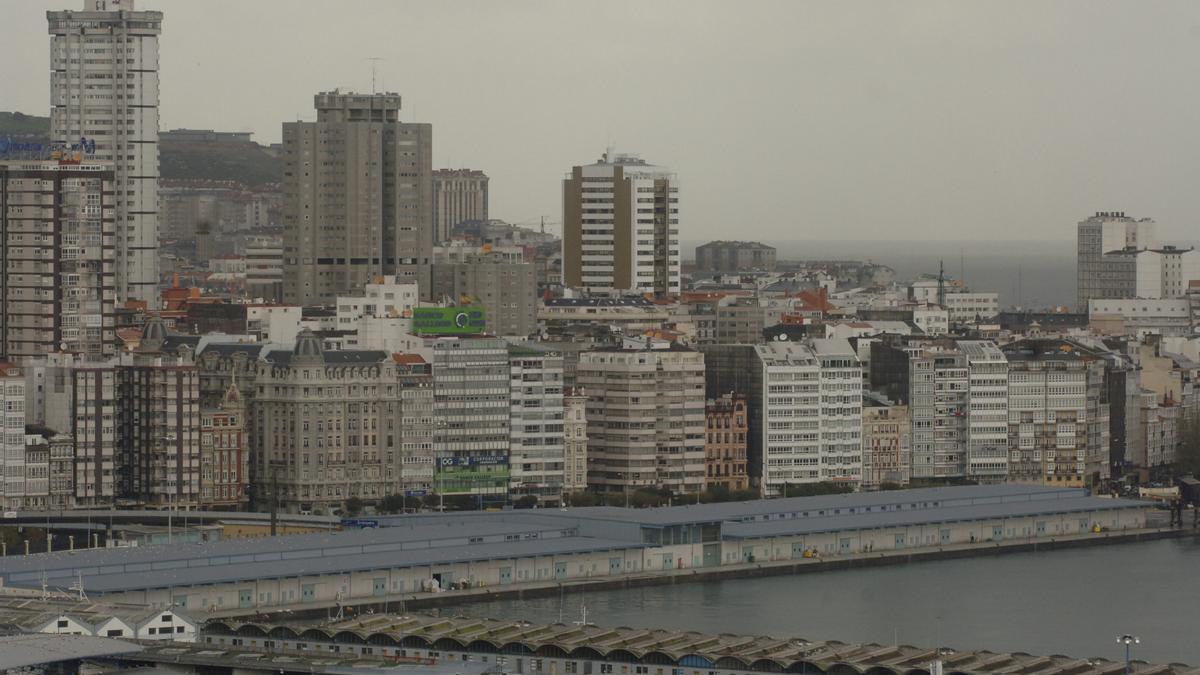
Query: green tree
[[783, 481, 854, 498], [378, 494, 405, 514], [344, 497, 364, 517], [513, 495, 539, 509]]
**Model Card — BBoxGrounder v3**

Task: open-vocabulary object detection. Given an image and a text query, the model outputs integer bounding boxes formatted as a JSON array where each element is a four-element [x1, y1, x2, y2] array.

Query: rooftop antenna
[[366, 57, 383, 94], [936, 260, 946, 307]]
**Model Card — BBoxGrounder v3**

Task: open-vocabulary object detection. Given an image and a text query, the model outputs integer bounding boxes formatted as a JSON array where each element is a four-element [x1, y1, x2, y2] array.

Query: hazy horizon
[[5, 0, 1200, 243]]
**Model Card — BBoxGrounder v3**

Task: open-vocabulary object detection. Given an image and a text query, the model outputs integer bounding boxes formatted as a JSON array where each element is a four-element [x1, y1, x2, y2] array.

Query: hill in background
[[0, 111, 281, 188]]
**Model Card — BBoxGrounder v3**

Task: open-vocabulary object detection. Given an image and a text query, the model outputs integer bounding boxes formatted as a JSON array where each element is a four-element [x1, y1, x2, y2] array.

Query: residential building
[[861, 398, 911, 489], [0, 161, 117, 364], [431, 246, 537, 337], [199, 383, 247, 510], [432, 169, 488, 243], [430, 336, 511, 497], [563, 388, 588, 493], [869, 337, 1008, 481], [694, 241, 777, 274], [562, 152, 680, 295], [282, 91, 433, 306], [1, 363, 27, 509], [393, 354, 435, 495], [1003, 339, 1111, 487], [47, 0, 162, 306], [704, 393, 749, 491], [508, 346, 565, 502], [959, 340, 1010, 481], [1076, 212, 1158, 308], [245, 240, 284, 303], [703, 340, 862, 494], [122, 321, 202, 507], [254, 329, 404, 514], [577, 343, 705, 495]]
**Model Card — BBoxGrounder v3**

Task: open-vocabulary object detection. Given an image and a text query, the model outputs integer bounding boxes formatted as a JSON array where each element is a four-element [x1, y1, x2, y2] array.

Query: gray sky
[[5, 0, 1200, 242]]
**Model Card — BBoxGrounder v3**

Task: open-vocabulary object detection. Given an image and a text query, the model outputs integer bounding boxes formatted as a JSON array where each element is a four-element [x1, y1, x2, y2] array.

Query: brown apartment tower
[[562, 152, 680, 296]]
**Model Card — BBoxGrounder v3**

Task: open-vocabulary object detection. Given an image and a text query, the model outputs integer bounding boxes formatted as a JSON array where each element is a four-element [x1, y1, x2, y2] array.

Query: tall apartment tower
[[432, 169, 488, 243], [1077, 212, 1157, 308], [47, 0, 162, 306], [562, 152, 681, 296], [282, 91, 433, 306], [1, 162, 117, 364]]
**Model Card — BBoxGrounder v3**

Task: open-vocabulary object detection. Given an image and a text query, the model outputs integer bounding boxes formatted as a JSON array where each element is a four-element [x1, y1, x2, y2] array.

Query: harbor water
[[436, 537, 1200, 665]]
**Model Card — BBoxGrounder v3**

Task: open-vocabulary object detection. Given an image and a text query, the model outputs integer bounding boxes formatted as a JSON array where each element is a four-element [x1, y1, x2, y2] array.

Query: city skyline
[[2, 0, 1200, 242]]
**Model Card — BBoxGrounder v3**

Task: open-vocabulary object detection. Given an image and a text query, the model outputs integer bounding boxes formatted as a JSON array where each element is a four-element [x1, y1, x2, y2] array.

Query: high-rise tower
[[562, 152, 680, 296], [282, 91, 433, 306], [48, 0, 162, 306]]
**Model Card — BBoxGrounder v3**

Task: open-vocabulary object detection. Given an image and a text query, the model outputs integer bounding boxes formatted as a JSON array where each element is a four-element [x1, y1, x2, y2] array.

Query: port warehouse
[[198, 614, 1187, 675], [0, 486, 1145, 612]]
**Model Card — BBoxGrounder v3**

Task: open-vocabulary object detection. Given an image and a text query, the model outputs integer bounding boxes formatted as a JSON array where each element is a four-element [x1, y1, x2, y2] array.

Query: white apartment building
[[753, 339, 862, 494], [48, 0, 162, 306], [1003, 340, 1111, 487], [508, 347, 565, 502], [959, 341, 1010, 481], [912, 306, 949, 335], [563, 152, 681, 295]]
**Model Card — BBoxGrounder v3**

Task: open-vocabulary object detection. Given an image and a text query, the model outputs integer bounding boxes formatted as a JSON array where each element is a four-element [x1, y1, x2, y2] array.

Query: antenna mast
[[366, 57, 383, 94]]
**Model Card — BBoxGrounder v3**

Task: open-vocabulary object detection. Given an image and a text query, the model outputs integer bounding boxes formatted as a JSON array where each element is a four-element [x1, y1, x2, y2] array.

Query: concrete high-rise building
[[694, 241, 777, 274], [1077, 212, 1157, 308], [1003, 339, 1111, 487], [394, 354, 436, 495], [508, 346, 565, 502], [432, 169, 488, 243], [47, 0, 162, 306], [430, 244, 537, 337], [1, 162, 117, 365], [562, 152, 681, 296], [282, 91, 433, 306], [577, 342, 705, 495], [429, 336, 511, 497], [868, 336, 1008, 481]]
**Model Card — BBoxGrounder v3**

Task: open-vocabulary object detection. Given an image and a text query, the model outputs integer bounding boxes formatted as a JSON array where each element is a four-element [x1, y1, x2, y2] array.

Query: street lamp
[[1117, 634, 1140, 675]]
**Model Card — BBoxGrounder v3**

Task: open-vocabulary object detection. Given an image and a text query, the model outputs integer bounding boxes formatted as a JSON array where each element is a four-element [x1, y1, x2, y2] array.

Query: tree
[[344, 497, 364, 517], [378, 494, 405, 514], [513, 495, 539, 509], [565, 491, 598, 507], [783, 481, 854, 498]]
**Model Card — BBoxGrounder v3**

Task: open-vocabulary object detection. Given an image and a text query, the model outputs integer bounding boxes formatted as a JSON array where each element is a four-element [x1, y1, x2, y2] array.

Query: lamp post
[[1117, 634, 1140, 675]]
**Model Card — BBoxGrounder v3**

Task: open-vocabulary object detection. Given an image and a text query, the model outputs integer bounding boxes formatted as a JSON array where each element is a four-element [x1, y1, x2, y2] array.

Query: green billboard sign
[[411, 307, 486, 335]]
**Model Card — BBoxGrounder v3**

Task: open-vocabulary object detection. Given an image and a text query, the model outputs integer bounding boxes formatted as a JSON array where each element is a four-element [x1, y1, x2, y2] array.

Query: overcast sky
[[5, 0, 1200, 242]]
